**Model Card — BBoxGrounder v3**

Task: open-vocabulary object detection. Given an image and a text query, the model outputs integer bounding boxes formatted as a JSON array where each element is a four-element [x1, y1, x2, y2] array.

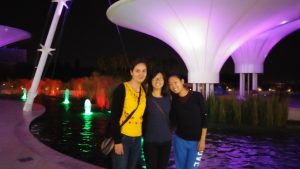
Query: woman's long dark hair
[[129, 58, 147, 72], [147, 69, 169, 97]]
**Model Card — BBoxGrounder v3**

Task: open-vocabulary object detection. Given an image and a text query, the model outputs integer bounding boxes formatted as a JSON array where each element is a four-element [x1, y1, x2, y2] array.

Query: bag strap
[[151, 99, 167, 119], [120, 86, 142, 127]]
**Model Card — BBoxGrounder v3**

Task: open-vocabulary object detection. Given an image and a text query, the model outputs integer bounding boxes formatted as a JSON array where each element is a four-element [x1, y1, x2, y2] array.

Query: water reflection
[[61, 120, 72, 144], [196, 133, 300, 169], [62, 103, 70, 112], [78, 114, 94, 153]]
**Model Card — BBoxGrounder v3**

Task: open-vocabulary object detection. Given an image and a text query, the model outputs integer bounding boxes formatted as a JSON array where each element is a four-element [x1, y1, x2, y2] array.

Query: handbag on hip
[[100, 86, 142, 156]]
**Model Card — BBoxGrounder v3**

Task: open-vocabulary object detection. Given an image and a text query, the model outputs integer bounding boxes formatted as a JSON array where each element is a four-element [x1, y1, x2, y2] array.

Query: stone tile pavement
[[0, 99, 104, 169]]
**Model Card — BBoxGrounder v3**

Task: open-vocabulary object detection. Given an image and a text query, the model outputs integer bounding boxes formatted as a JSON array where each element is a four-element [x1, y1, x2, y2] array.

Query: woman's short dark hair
[[167, 71, 186, 82], [148, 69, 169, 97]]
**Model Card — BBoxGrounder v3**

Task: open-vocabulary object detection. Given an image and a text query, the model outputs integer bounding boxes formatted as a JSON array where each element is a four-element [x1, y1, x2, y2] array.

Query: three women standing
[[109, 58, 207, 169]]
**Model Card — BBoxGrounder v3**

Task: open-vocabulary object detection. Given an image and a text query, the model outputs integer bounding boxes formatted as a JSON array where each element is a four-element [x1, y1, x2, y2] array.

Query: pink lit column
[[239, 74, 245, 98], [252, 73, 258, 91], [192, 83, 214, 99]]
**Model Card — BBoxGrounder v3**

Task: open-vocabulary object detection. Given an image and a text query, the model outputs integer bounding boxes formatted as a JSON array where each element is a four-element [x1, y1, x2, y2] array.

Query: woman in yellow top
[[110, 58, 147, 169]]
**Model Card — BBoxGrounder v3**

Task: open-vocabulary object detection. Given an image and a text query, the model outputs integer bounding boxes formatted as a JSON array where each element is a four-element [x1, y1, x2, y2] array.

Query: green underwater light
[[62, 89, 70, 104], [21, 88, 27, 101], [141, 137, 147, 168]]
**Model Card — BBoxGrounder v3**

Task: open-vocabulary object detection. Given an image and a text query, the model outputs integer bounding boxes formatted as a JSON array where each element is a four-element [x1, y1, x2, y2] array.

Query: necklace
[[126, 82, 140, 98]]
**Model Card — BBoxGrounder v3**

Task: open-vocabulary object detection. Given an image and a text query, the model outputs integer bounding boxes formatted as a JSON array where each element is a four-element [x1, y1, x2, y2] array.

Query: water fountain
[[21, 88, 27, 101], [84, 99, 93, 115], [62, 89, 70, 104]]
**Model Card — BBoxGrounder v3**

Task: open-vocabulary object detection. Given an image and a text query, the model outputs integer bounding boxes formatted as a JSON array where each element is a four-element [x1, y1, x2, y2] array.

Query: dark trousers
[[112, 135, 141, 169], [143, 141, 171, 169]]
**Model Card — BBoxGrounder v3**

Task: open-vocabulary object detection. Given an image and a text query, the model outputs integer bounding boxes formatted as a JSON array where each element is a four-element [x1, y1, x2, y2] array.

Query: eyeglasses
[[153, 78, 164, 81]]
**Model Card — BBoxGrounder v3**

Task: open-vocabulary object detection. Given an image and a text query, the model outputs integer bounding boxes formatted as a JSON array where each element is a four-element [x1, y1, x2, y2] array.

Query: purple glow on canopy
[[281, 20, 289, 25], [232, 19, 300, 73], [0, 25, 31, 47], [107, 0, 300, 83]]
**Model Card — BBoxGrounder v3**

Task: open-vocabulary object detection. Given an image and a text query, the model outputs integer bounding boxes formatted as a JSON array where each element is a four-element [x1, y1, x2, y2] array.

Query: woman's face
[[151, 72, 164, 90], [168, 75, 184, 94], [130, 63, 147, 84]]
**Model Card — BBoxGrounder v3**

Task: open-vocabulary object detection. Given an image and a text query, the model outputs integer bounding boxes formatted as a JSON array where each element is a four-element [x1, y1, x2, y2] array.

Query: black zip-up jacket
[[109, 83, 125, 144]]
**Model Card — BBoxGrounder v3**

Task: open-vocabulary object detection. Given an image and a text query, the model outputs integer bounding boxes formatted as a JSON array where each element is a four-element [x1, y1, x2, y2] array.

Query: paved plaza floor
[[0, 99, 103, 169]]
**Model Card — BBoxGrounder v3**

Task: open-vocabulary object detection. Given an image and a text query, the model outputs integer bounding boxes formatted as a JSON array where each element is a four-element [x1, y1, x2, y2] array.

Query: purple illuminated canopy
[[107, 0, 300, 83], [231, 19, 300, 73], [0, 25, 31, 47]]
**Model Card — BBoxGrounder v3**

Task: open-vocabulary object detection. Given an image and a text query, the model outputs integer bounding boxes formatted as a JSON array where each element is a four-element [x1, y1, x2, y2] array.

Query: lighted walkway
[[0, 99, 103, 169]]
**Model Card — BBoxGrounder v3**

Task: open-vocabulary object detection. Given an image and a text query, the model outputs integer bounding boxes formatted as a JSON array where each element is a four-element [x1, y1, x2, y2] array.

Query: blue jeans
[[174, 135, 203, 169], [112, 135, 141, 169]]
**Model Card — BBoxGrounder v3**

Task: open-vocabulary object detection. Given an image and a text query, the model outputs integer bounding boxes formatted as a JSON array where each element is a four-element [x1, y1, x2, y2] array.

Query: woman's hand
[[197, 139, 205, 152], [198, 128, 207, 152], [114, 143, 124, 155]]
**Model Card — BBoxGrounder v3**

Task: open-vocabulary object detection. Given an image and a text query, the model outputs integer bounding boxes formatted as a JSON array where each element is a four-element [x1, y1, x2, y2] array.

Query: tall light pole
[[23, 0, 71, 112]]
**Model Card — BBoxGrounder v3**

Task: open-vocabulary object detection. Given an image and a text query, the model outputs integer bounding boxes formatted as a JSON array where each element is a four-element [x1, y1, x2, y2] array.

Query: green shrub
[[218, 100, 226, 125], [207, 94, 288, 129], [207, 96, 219, 124], [249, 96, 259, 127], [232, 98, 242, 126]]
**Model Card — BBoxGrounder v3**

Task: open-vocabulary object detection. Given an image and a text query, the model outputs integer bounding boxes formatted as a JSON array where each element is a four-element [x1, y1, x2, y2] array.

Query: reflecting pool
[[30, 96, 300, 169]]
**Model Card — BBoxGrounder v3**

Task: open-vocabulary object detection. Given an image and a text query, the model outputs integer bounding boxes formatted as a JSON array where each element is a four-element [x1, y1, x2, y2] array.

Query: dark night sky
[[1, 0, 300, 82]]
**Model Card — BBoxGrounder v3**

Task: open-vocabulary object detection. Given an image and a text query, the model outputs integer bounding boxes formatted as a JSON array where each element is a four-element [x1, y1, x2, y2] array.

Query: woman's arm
[[169, 96, 177, 131], [198, 92, 208, 151], [110, 83, 125, 144], [199, 92, 208, 128], [198, 128, 207, 151]]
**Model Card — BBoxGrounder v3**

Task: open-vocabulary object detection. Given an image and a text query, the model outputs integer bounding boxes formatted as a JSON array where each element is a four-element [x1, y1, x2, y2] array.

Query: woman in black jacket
[[110, 58, 147, 169], [168, 73, 207, 169]]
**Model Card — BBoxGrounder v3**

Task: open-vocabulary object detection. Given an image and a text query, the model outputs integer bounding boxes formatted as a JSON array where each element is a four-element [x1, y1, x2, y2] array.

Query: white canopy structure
[[232, 19, 300, 97], [107, 0, 300, 96], [0, 25, 31, 47]]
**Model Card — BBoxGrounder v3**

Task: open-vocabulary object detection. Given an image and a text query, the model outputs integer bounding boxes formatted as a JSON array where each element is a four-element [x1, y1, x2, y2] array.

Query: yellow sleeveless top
[[120, 82, 146, 137]]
